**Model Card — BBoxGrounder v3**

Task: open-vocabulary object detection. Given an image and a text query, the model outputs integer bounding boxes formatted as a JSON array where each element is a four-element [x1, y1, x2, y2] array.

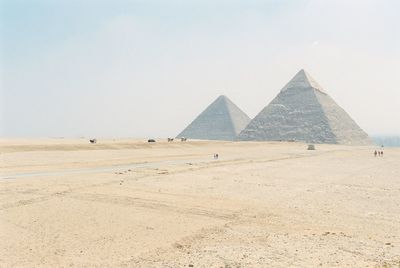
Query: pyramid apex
[[217, 94, 229, 100], [216, 95, 235, 106], [281, 69, 324, 93], [214, 95, 230, 105]]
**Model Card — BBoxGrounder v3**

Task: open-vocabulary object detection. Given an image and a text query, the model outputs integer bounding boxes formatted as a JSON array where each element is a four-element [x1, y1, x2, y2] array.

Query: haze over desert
[[1, 139, 399, 267]]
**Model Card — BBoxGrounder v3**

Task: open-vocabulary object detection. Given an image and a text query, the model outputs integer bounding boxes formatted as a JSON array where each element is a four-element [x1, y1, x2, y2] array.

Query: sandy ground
[[1, 138, 399, 267]]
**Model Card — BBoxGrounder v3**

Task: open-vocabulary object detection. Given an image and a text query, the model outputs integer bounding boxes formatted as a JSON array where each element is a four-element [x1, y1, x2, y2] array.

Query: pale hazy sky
[[1, 0, 399, 138]]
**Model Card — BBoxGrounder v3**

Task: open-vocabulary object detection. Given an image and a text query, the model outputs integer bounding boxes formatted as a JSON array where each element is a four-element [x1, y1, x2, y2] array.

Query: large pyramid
[[238, 69, 372, 145], [177, 95, 251, 141]]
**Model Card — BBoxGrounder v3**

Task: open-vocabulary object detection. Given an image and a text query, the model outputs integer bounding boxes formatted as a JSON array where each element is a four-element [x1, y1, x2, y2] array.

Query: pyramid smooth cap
[[217, 95, 228, 100], [281, 69, 325, 93]]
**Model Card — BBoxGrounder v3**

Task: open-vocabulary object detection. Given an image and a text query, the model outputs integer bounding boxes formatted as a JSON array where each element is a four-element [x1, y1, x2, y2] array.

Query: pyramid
[[238, 69, 372, 145], [177, 95, 251, 141]]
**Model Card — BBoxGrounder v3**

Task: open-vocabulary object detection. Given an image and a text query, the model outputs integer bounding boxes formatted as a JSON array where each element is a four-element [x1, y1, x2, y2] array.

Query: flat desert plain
[[1, 139, 399, 267]]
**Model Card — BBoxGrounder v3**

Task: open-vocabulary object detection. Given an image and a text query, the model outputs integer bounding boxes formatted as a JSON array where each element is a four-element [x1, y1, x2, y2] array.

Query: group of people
[[213, 153, 219, 159], [374, 150, 384, 157]]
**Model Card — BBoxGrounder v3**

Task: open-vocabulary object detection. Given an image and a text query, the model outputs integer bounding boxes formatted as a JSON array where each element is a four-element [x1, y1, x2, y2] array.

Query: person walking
[[374, 150, 377, 157]]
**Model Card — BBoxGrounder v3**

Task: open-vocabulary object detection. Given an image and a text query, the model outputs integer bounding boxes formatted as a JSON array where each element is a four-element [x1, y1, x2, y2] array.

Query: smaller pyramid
[[177, 95, 251, 141]]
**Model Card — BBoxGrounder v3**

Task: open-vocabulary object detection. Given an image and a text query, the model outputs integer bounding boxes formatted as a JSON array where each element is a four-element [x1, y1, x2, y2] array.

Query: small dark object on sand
[[89, 139, 97, 144], [148, 139, 156, 143], [307, 144, 315, 150]]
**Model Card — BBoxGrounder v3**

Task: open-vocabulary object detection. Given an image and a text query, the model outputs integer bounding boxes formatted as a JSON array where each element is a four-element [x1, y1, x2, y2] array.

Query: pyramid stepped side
[[237, 88, 337, 143], [314, 91, 372, 145], [177, 96, 250, 141]]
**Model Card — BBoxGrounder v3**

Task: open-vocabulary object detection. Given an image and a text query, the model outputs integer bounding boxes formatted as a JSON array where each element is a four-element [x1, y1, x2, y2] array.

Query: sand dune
[[1, 139, 399, 267]]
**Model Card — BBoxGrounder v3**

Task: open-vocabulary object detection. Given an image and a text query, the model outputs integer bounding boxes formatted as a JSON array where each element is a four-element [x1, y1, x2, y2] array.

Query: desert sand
[[1, 139, 399, 267]]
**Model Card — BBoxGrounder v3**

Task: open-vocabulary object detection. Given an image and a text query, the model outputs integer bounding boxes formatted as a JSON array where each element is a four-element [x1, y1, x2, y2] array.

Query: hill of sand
[[1, 139, 399, 267]]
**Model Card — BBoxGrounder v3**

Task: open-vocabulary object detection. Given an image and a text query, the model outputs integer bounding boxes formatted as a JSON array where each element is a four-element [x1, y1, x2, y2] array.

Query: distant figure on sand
[[381, 151, 384, 157], [374, 150, 377, 157]]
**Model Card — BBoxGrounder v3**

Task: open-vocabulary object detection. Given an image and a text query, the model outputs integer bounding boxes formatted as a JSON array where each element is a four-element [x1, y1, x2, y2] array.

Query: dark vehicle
[[148, 139, 156, 143], [307, 144, 315, 150]]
